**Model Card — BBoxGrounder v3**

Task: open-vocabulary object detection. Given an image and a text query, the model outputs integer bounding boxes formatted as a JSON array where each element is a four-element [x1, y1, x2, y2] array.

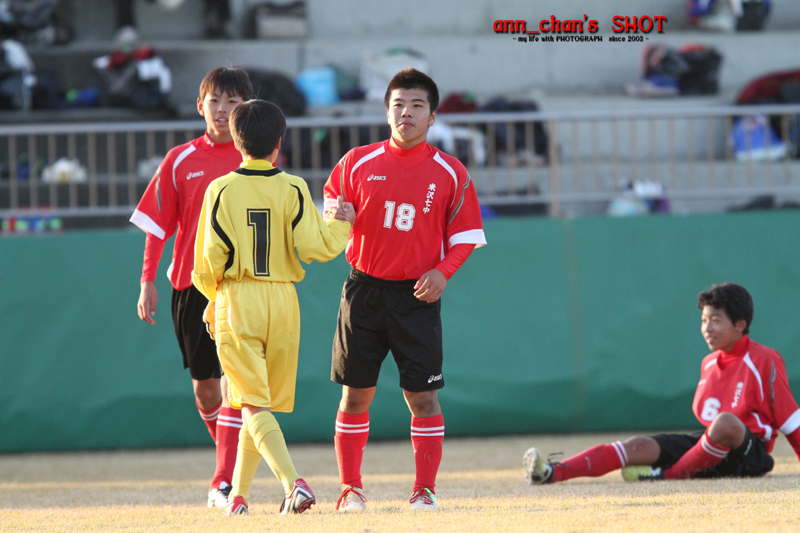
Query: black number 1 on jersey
[[247, 208, 271, 276]]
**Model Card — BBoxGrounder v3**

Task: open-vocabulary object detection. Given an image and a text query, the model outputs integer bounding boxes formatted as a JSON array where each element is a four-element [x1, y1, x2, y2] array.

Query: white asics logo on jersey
[[187, 170, 205, 180], [428, 374, 442, 384], [367, 174, 386, 181]]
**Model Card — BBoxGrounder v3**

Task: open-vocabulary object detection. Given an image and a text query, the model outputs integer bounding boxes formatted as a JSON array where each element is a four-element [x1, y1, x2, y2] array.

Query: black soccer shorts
[[171, 285, 222, 381], [331, 269, 444, 392], [651, 426, 774, 478]]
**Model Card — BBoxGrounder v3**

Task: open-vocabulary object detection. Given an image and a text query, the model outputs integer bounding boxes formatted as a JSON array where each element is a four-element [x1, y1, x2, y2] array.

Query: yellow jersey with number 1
[[192, 159, 350, 301]]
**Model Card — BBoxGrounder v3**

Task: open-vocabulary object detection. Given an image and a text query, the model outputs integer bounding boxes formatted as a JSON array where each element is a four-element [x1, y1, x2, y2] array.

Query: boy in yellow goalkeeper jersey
[[192, 99, 354, 515]]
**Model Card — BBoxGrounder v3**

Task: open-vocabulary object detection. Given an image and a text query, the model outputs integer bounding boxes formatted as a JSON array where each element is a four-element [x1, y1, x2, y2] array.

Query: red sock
[[335, 410, 369, 488], [554, 442, 628, 482], [211, 406, 242, 489], [664, 433, 729, 480], [411, 414, 444, 493], [197, 400, 221, 443]]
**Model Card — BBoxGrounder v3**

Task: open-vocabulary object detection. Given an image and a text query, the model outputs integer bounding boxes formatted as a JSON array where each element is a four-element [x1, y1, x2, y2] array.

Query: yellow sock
[[248, 410, 299, 494], [231, 418, 261, 502]]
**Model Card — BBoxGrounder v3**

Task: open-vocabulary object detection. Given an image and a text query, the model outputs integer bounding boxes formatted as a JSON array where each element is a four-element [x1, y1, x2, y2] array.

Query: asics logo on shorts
[[187, 170, 205, 180], [428, 374, 442, 384], [367, 174, 386, 181]]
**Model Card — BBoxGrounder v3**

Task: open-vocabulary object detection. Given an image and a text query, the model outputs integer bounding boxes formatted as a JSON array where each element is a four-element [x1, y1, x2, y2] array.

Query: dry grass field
[[1, 432, 798, 532]]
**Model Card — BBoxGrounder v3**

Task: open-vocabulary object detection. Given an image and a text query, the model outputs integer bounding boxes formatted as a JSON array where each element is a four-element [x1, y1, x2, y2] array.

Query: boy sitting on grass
[[524, 282, 800, 485]]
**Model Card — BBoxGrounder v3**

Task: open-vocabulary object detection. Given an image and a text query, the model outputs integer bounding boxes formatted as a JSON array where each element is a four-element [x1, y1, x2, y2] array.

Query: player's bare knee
[[622, 436, 660, 464], [340, 386, 373, 414], [708, 412, 746, 447], [219, 375, 231, 407], [194, 379, 222, 409], [622, 436, 649, 451], [403, 390, 440, 417]]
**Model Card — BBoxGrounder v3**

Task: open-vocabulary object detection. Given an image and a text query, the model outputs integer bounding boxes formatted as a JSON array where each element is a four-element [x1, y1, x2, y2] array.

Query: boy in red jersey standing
[[323, 68, 487, 512], [524, 282, 800, 484], [130, 67, 252, 507]]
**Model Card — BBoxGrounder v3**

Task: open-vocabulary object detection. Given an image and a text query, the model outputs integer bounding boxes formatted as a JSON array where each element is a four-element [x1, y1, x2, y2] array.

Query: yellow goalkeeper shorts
[[214, 277, 300, 412]]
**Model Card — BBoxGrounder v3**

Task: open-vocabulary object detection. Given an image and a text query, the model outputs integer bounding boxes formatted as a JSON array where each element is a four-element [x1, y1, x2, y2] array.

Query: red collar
[[203, 132, 236, 150], [386, 137, 431, 166], [718, 334, 750, 363], [388, 137, 430, 155]]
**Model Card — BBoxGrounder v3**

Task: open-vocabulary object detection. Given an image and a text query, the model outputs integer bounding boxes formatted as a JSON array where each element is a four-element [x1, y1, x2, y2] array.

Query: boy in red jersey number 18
[[524, 282, 800, 485], [323, 68, 487, 512], [130, 67, 252, 507]]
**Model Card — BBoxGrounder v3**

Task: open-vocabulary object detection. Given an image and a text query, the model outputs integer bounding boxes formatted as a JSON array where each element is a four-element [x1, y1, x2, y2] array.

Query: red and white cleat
[[279, 478, 316, 514]]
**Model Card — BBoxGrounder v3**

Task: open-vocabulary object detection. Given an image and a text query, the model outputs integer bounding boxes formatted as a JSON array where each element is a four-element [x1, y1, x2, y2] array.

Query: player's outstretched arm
[[324, 195, 356, 225], [295, 182, 351, 264], [137, 281, 158, 325]]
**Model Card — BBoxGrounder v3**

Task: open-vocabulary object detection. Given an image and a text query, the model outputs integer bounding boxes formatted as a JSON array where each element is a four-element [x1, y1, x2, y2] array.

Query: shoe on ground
[[335, 485, 367, 512], [279, 478, 316, 514], [409, 488, 439, 511], [523, 447, 554, 485], [226, 495, 249, 516], [208, 481, 232, 508], [621, 465, 664, 482]]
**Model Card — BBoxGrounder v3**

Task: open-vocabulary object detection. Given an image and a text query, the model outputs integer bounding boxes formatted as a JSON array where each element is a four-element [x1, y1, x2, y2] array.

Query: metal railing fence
[[1, 103, 799, 220]]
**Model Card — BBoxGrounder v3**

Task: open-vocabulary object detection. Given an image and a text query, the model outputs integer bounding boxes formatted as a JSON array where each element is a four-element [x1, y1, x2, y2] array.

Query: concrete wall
[[28, 1, 800, 113], [304, 0, 800, 35], [69, 0, 800, 40]]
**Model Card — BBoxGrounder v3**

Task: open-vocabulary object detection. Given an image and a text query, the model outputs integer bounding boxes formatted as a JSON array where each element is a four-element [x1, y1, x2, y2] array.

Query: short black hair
[[199, 66, 253, 101], [384, 68, 439, 112], [229, 99, 286, 159], [697, 282, 754, 335]]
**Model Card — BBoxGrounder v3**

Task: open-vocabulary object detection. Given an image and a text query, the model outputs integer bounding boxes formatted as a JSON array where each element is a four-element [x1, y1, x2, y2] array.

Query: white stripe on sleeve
[[172, 144, 196, 190], [449, 229, 487, 248], [751, 412, 773, 441], [743, 353, 764, 402], [779, 409, 800, 435], [432, 152, 458, 207], [130, 209, 166, 240], [350, 145, 385, 189]]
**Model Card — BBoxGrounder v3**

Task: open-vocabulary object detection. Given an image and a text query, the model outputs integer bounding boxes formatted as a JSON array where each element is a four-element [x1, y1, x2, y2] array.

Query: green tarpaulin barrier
[[2, 211, 798, 452]]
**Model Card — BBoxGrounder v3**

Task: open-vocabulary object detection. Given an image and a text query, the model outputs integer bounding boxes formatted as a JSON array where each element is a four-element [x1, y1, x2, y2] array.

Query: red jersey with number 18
[[323, 138, 486, 281], [692, 335, 800, 453]]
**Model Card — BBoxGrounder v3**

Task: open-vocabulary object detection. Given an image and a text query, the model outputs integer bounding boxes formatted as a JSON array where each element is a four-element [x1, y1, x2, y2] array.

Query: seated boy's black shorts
[[331, 269, 444, 392], [651, 426, 774, 478], [171, 285, 222, 381]]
